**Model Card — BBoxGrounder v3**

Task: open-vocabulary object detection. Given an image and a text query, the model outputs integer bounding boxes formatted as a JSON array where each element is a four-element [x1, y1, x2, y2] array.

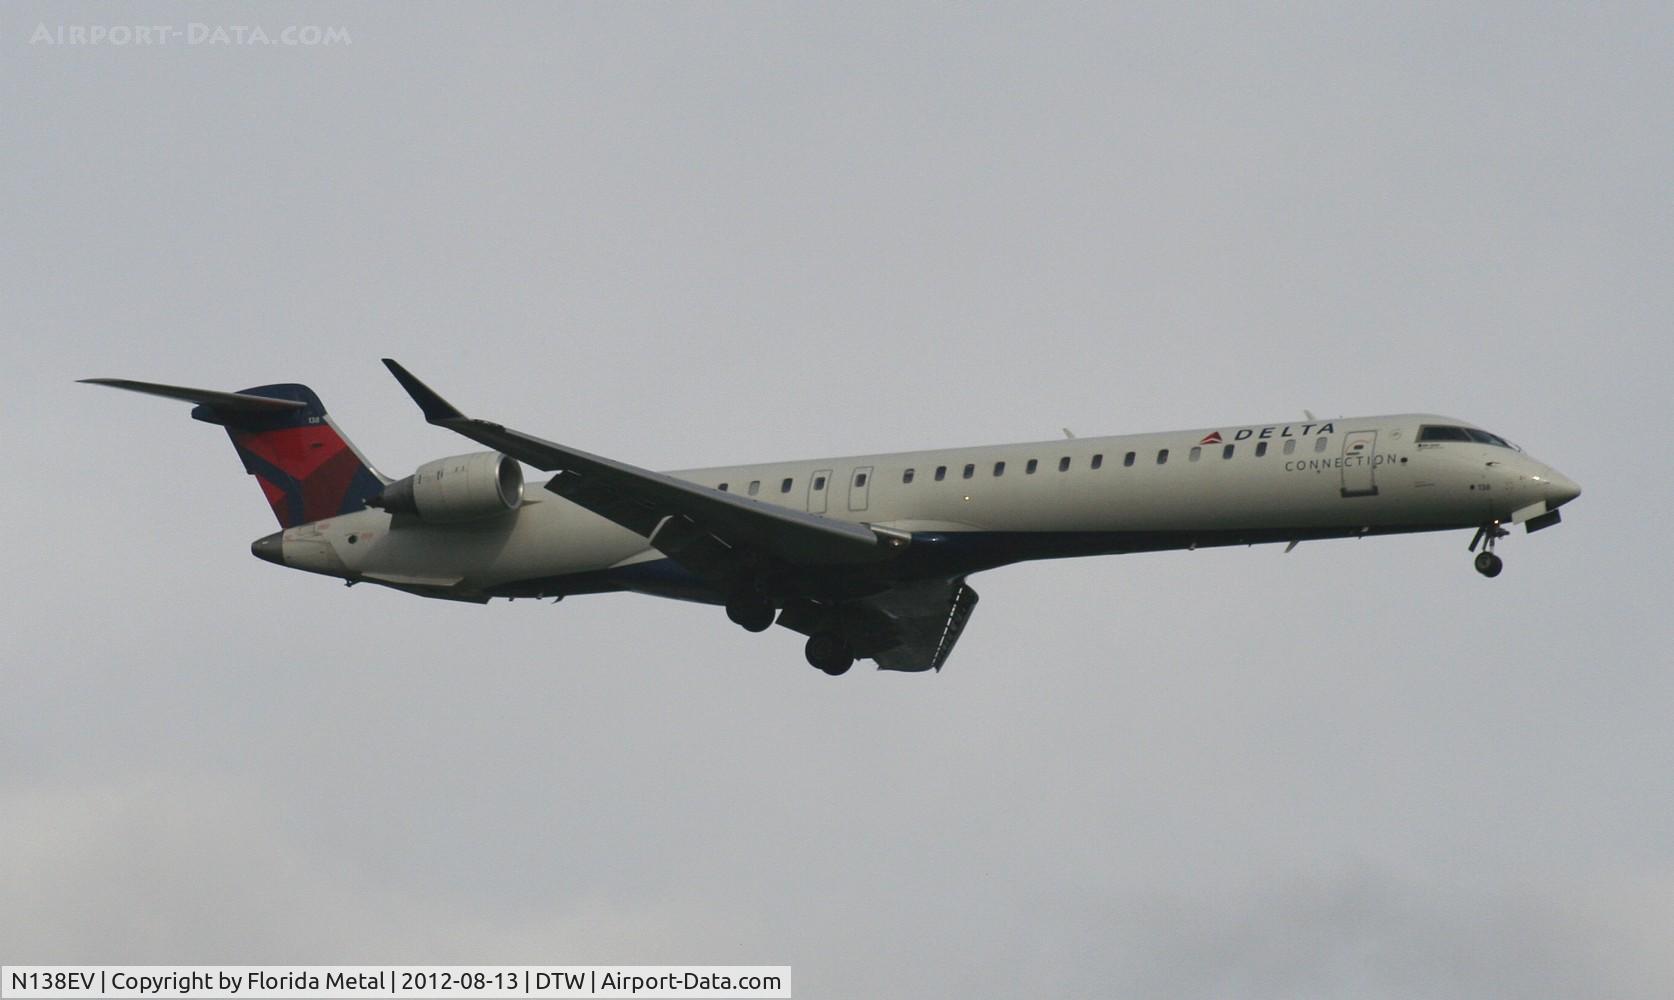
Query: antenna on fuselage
[[1303, 410, 1317, 421], [1062, 427, 1076, 439]]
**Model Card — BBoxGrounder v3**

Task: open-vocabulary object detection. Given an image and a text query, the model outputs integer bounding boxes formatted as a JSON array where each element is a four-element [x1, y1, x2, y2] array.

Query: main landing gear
[[724, 589, 854, 675], [804, 633, 854, 676], [1469, 522, 1508, 578], [725, 593, 776, 633]]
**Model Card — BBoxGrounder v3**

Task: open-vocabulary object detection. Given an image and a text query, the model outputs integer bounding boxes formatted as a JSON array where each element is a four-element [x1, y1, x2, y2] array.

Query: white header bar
[[1, 967, 791, 999]]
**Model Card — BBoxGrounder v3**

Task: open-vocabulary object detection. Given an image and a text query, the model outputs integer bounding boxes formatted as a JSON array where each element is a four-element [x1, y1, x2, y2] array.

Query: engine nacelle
[[372, 451, 523, 523]]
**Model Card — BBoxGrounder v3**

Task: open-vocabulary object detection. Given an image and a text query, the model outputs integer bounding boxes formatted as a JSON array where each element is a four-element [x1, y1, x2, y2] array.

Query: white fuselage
[[269, 413, 1580, 604]]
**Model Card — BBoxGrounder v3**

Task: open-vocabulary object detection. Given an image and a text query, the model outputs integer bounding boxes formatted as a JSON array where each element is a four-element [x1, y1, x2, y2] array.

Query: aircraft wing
[[780, 577, 980, 672], [382, 360, 901, 569]]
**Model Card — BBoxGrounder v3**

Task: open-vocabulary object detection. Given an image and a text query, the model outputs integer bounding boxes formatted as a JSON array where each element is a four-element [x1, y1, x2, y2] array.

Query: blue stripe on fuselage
[[481, 523, 1469, 603]]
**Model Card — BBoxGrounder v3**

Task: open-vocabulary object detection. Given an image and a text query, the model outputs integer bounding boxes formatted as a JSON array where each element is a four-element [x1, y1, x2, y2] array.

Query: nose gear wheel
[[1469, 522, 1509, 578]]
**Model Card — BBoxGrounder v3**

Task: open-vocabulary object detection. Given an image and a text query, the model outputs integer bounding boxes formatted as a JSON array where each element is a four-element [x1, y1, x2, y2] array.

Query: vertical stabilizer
[[194, 383, 388, 528]]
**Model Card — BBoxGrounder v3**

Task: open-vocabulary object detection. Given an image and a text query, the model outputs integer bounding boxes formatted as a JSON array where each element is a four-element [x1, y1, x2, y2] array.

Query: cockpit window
[[1418, 425, 1473, 443], [1418, 425, 1516, 449], [1467, 429, 1516, 449]]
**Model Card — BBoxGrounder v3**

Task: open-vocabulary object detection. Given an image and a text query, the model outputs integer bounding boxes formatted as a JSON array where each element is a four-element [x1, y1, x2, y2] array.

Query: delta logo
[[1198, 422, 1336, 445]]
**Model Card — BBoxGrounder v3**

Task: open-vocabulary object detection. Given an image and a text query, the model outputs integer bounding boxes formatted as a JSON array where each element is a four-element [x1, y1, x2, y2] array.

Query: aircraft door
[[1341, 430, 1379, 498], [848, 466, 873, 512], [808, 469, 832, 514]]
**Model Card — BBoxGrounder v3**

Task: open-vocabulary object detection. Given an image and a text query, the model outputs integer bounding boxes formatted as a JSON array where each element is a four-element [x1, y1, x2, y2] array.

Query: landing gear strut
[[805, 633, 854, 676], [1469, 522, 1508, 578], [725, 593, 776, 633]]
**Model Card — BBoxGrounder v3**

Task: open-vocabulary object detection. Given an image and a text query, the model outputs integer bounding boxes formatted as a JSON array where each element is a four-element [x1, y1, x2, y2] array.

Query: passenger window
[[855, 472, 868, 487], [935, 466, 947, 481], [781, 477, 793, 493], [813, 475, 826, 490], [1189, 447, 1202, 462], [1223, 444, 1235, 460], [1314, 436, 1329, 453], [1058, 456, 1071, 472], [1157, 449, 1169, 465], [748, 481, 761, 496], [962, 463, 975, 479], [718, 483, 729, 492], [903, 468, 915, 484], [994, 461, 1005, 477], [1026, 459, 1038, 474], [1124, 452, 1136, 467], [1284, 439, 1297, 455], [1091, 453, 1103, 470], [1255, 442, 1267, 457]]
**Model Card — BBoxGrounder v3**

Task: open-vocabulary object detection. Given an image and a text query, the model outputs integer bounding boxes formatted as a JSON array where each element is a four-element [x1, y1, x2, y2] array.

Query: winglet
[[382, 359, 465, 424]]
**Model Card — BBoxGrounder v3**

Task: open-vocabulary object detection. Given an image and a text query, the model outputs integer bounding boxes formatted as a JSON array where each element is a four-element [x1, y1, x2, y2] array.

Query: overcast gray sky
[[3, 4, 1671, 997]]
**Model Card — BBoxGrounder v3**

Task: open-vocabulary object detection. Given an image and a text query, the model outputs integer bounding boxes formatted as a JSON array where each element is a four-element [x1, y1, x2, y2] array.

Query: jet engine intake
[[371, 451, 522, 523]]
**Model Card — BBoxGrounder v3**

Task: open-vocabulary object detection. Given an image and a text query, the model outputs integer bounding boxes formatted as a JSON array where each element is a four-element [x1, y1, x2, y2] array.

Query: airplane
[[82, 361, 1582, 676]]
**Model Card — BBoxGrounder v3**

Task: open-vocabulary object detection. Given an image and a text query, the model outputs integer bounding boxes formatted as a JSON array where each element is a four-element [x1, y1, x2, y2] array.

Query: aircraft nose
[[1544, 471, 1582, 508], [250, 531, 285, 565]]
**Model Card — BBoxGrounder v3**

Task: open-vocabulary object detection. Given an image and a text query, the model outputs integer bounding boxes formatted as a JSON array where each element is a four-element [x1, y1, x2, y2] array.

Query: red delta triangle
[[1199, 431, 1223, 445]]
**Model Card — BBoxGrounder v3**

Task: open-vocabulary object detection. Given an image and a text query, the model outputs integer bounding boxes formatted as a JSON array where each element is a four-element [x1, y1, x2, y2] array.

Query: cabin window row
[[921, 451, 1099, 482], [902, 437, 1330, 479], [1180, 437, 1329, 463], [714, 437, 1333, 492], [718, 475, 829, 495]]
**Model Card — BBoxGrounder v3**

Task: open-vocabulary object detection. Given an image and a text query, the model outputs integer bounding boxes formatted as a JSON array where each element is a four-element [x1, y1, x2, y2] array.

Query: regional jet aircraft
[[83, 362, 1581, 675]]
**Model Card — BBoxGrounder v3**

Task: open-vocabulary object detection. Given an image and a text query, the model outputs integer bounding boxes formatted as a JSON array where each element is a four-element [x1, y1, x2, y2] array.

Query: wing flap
[[865, 578, 980, 672], [778, 578, 980, 673]]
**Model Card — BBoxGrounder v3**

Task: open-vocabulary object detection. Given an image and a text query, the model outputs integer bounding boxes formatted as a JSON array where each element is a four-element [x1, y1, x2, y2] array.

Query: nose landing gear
[[1469, 522, 1508, 578]]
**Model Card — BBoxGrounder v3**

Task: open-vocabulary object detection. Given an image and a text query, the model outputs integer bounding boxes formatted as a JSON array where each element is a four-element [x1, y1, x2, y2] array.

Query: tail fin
[[81, 377, 388, 528]]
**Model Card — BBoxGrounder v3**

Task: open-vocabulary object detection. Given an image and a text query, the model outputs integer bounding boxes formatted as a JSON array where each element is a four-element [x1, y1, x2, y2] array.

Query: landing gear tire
[[725, 595, 776, 633], [805, 633, 854, 676], [1469, 522, 1509, 579]]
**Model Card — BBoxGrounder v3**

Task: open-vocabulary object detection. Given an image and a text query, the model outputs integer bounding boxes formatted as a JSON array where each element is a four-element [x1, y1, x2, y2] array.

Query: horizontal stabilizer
[[82, 375, 388, 528], [79, 378, 308, 414]]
